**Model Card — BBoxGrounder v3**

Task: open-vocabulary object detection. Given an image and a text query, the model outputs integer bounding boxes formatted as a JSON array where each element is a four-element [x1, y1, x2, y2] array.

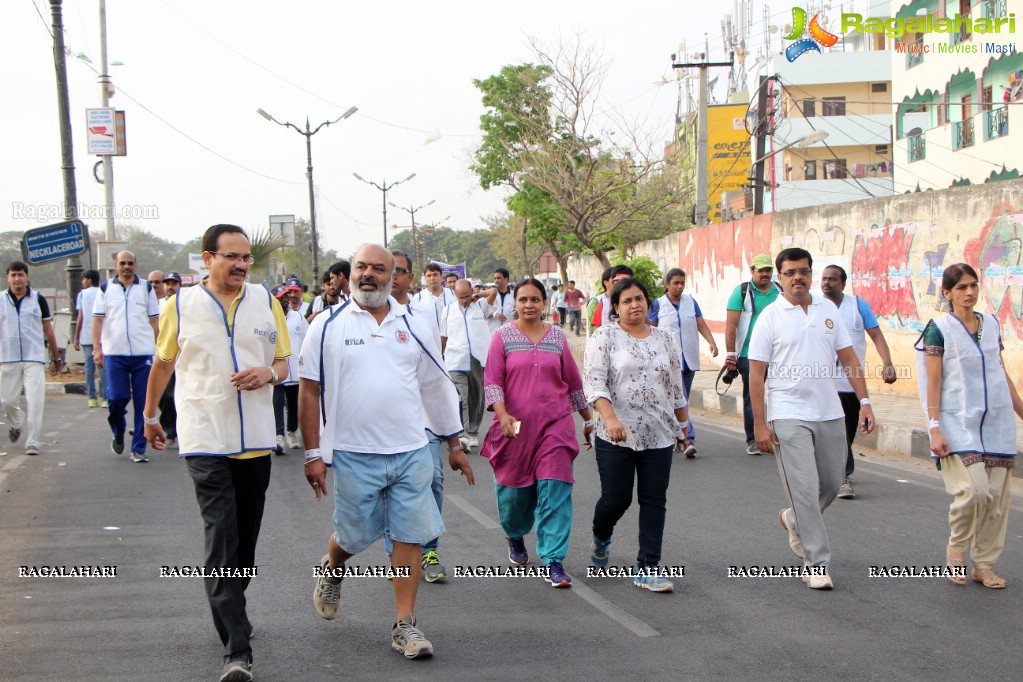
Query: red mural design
[[964, 202, 1023, 338], [850, 218, 918, 323], [678, 215, 773, 297]]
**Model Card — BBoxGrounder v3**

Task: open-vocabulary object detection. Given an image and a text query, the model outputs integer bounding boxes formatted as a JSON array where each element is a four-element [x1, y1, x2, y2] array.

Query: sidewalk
[[562, 326, 1023, 479]]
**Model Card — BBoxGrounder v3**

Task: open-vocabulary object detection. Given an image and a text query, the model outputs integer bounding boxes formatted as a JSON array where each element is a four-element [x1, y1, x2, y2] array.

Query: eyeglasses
[[779, 268, 813, 278], [394, 267, 410, 276], [210, 252, 255, 264], [118, 261, 135, 266]]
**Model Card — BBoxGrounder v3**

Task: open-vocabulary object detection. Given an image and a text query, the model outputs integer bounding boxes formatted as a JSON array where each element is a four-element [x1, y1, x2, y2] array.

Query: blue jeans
[[568, 309, 582, 334], [592, 436, 673, 567], [385, 432, 443, 555], [105, 354, 152, 454], [737, 357, 754, 443], [81, 345, 107, 400]]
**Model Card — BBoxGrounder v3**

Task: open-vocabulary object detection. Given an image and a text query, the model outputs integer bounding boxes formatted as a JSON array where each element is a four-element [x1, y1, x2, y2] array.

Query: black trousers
[[158, 373, 176, 438], [273, 384, 299, 435], [592, 436, 674, 567], [185, 455, 271, 658], [838, 391, 861, 477]]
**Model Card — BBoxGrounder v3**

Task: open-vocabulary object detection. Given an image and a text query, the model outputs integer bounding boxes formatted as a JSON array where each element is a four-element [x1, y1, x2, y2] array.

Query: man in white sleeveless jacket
[[1, 261, 62, 456], [649, 268, 718, 457], [143, 225, 291, 682]]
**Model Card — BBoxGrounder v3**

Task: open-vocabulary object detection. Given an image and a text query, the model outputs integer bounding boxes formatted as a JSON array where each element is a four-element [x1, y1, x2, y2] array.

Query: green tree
[[473, 39, 691, 270], [614, 255, 664, 300]]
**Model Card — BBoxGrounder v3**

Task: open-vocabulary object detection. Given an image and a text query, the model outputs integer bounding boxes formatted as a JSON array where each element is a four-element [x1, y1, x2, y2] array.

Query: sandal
[[945, 547, 967, 585], [971, 566, 1006, 589]]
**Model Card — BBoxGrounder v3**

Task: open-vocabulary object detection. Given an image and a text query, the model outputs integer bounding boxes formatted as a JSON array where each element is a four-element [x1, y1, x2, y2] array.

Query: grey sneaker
[[391, 615, 434, 659], [286, 431, 300, 449], [421, 550, 447, 583], [591, 535, 612, 568], [745, 440, 762, 456], [219, 651, 253, 681], [804, 572, 834, 590], [25, 442, 40, 456], [683, 441, 697, 458], [779, 508, 805, 560], [9, 427, 21, 443], [130, 451, 149, 463], [837, 477, 855, 499], [313, 554, 343, 619]]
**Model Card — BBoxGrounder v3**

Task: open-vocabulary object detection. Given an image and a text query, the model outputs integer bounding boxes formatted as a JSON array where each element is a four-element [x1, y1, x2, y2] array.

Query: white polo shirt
[[92, 276, 160, 356], [404, 297, 441, 344], [747, 293, 852, 423], [76, 286, 99, 346], [299, 297, 459, 456], [440, 299, 494, 371]]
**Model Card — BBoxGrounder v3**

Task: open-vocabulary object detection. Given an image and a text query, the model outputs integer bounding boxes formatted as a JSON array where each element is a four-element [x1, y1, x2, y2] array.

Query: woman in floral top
[[583, 277, 688, 593], [481, 279, 593, 588], [916, 263, 1023, 589]]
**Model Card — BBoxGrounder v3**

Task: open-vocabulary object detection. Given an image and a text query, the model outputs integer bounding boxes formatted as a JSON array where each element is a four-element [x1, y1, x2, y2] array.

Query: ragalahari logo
[[783, 7, 839, 62]]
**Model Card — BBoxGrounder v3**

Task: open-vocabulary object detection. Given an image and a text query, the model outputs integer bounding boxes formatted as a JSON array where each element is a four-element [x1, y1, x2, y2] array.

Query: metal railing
[[953, 117, 975, 150], [908, 134, 926, 162], [985, 108, 1009, 140], [983, 0, 1007, 19]]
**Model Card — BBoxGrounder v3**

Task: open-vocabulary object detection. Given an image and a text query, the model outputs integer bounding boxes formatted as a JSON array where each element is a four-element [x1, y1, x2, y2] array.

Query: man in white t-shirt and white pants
[[748, 248, 875, 590], [441, 279, 497, 449]]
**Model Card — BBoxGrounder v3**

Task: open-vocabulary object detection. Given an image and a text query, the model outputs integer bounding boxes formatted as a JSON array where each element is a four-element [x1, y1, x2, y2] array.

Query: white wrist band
[[583, 420, 594, 427], [678, 420, 689, 430], [860, 398, 871, 406], [304, 448, 321, 461], [928, 420, 941, 430], [143, 414, 159, 426]]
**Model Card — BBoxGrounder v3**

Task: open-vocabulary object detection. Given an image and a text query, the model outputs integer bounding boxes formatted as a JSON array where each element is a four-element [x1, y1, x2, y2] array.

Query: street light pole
[[352, 172, 416, 246], [49, 0, 83, 343], [390, 201, 435, 270], [257, 105, 357, 285]]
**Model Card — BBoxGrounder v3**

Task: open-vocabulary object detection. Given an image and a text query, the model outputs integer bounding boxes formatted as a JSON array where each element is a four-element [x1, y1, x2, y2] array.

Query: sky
[[3, 0, 799, 267]]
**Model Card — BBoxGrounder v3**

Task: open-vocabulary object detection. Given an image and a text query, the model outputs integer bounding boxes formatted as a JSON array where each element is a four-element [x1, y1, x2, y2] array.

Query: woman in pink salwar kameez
[[481, 279, 593, 588]]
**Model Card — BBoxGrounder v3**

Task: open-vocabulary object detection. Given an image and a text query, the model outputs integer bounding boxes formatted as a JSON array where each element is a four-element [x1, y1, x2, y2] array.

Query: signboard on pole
[[269, 214, 296, 247], [20, 220, 90, 265], [86, 108, 117, 155]]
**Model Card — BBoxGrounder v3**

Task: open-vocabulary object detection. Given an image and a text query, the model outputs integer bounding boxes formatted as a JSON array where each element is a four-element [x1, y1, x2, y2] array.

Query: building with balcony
[[892, 0, 1023, 190], [744, 0, 896, 215]]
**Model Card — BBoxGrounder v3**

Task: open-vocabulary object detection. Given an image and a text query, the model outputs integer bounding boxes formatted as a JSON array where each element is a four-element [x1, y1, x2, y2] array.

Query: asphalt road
[[1, 394, 1022, 681]]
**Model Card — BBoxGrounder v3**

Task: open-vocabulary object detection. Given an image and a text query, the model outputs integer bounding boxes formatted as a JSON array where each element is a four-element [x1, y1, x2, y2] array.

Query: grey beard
[[353, 283, 391, 309]]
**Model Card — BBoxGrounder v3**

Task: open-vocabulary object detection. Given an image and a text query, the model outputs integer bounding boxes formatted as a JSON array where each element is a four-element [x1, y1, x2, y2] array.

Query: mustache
[[230, 268, 247, 277], [358, 277, 379, 289]]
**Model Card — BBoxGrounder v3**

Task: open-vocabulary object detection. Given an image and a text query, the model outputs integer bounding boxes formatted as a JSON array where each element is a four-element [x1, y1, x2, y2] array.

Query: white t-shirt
[[747, 294, 852, 423], [92, 276, 160, 356], [414, 287, 457, 328], [77, 286, 99, 346], [488, 288, 516, 332], [299, 298, 459, 455]]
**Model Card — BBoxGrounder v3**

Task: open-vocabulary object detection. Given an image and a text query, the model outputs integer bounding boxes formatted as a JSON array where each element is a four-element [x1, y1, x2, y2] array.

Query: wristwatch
[[268, 366, 279, 385]]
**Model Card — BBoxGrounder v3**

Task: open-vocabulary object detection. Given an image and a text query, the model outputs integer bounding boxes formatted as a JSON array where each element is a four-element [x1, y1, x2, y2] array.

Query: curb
[[687, 386, 1021, 479], [46, 382, 86, 396]]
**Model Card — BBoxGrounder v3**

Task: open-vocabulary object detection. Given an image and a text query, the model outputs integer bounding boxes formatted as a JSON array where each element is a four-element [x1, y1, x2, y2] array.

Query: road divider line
[[447, 492, 661, 638]]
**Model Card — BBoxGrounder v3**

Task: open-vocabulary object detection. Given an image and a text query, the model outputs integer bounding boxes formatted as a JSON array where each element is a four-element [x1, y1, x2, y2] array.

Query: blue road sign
[[20, 220, 90, 265]]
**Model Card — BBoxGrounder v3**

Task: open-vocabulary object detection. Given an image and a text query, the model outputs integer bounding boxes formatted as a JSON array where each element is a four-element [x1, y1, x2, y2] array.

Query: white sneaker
[[837, 477, 855, 499], [466, 435, 479, 448], [286, 432, 300, 450], [779, 508, 805, 560], [313, 554, 343, 620], [25, 442, 40, 456], [803, 572, 834, 590], [276, 434, 286, 453]]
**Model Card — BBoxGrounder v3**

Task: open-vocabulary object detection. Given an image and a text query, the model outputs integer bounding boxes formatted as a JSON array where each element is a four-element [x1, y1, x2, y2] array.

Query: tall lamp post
[[352, 172, 416, 246], [389, 200, 435, 266], [257, 105, 357, 284]]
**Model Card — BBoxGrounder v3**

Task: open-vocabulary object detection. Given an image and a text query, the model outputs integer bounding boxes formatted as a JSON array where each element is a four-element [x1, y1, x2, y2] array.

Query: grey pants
[[450, 357, 484, 436], [773, 418, 846, 567]]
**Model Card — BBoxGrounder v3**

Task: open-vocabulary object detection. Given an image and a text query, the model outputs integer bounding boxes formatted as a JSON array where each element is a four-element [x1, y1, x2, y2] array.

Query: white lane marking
[[447, 493, 661, 638], [445, 494, 500, 530], [699, 420, 1023, 514]]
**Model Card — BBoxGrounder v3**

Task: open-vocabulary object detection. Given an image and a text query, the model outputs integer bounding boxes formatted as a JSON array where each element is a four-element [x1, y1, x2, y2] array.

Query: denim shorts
[[331, 443, 444, 554]]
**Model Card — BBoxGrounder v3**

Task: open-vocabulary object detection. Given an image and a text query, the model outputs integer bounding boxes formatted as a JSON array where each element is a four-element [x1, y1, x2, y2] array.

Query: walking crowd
[[3, 227, 1019, 681]]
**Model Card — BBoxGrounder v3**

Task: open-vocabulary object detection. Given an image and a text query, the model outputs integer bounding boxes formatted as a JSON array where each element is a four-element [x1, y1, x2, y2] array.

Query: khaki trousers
[[941, 455, 1012, 568]]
